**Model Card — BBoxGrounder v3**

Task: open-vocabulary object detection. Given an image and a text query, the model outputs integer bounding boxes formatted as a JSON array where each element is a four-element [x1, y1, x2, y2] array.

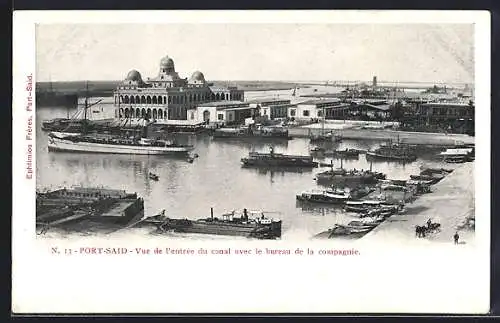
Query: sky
[[36, 24, 474, 84]]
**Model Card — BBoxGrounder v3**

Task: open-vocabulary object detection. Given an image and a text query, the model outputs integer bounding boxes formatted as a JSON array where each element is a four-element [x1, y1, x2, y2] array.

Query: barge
[[241, 147, 318, 168], [36, 187, 145, 232], [134, 208, 281, 239]]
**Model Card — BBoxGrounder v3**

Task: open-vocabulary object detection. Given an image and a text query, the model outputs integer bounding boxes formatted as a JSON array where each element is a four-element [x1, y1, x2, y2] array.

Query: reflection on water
[[36, 106, 453, 239]]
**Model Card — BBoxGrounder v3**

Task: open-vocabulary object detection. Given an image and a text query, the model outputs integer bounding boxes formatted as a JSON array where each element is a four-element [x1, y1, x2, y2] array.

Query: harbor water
[[36, 98, 462, 241]]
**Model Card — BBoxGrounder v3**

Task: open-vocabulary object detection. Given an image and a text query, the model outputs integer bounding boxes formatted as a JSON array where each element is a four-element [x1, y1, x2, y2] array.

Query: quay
[[289, 122, 474, 146], [362, 162, 475, 243]]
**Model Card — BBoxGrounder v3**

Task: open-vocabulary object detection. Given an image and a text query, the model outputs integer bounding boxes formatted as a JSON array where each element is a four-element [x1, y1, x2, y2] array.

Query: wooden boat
[[149, 172, 159, 181], [296, 188, 351, 204], [326, 224, 370, 236]]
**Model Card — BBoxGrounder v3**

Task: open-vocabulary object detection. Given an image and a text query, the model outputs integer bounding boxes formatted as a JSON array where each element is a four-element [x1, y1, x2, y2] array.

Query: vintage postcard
[[12, 10, 490, 314]]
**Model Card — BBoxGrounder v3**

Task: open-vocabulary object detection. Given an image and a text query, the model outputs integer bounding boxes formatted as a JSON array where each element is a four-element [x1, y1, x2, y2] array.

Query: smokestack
[[373, 76, 377, 88]]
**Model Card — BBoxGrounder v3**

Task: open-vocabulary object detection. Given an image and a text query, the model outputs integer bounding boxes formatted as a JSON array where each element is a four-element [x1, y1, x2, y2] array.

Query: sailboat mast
[[84, 81, 88, 122], [322, 105, 325, 135]]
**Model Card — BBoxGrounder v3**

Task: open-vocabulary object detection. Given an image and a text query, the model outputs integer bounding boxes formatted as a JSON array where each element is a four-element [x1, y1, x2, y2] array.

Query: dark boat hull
[[366, 151, 417, 162], [242, 160, 318, 168], [296, 194, 349, 205], [139, 218, 282, 239]]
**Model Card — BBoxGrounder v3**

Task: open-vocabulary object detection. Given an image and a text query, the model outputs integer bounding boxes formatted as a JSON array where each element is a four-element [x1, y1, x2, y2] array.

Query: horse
[[428, 223, 441, 233], [415, 225, 426, 238]]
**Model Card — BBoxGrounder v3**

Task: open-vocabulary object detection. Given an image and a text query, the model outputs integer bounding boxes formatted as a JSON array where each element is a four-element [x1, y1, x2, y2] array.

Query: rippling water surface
[[36, 100, 449, 240]]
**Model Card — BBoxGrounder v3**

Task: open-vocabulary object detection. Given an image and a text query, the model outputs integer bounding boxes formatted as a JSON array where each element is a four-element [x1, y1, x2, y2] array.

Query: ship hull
[[296, 194, 349, 204], [242, 160, 317, 168], [142, 218, 281, 239], [366, 151, 417, 162], [48, 136, 192, 155]]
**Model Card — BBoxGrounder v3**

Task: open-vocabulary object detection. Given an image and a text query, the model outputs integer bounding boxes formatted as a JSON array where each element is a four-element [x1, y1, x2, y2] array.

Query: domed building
[[114, 55, 244, 121]]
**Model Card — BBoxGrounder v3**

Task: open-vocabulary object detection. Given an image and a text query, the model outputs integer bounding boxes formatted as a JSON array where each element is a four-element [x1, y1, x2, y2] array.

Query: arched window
[[136, 95, 140, 103], [141, 96, 146, 104], [211, 93, 216, 100], [168, 96, 172, 104], [141, 108, 146, 118], [216, 93, 220, 100], [123, 96, 129, 104], [130, 96, 135, 104], [226, 93, 229, 100], [152, 96, 158, 104], [158, 96, 162, 104], [147, 108, 152, 119], [163, 96, 167, 104], [119, 108, 124, 118], [147, 96, 152, 104], [124, 108, 129, 118], [158, 109, 163, 119], [153, 109, 158, 119], [136, 108, 141, 118], [119, 95, 124, 104]]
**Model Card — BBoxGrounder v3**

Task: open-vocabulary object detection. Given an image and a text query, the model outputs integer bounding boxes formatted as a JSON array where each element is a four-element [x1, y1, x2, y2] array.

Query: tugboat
[[241, 146, 318, 168], [314, 159, 384, 186], [134, 208, 282, 239]]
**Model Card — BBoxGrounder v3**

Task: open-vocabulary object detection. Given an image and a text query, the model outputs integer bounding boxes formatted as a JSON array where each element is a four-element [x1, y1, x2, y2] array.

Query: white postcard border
[[12, 10, 490, 314]]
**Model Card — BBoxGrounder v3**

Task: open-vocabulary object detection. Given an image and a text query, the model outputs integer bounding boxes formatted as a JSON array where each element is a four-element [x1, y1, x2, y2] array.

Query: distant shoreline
[[35, 80, 306, 95]]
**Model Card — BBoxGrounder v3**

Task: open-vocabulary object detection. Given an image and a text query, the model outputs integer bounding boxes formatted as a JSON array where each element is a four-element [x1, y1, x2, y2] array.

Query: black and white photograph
[[12, 11, 490, 314]]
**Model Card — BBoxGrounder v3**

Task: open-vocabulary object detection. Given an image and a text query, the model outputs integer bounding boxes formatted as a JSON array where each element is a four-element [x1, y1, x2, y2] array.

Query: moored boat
[[135, 208, 282, 239], [296, 188, 351, 204], [48, 133, 193, 155], [212, 125, 292, 140], [36, 187, 145, 233], [331, 148, 362, 158], [241, 147, 318, 168], [149, 172, 159, 181], [366, 144, 417, 162]]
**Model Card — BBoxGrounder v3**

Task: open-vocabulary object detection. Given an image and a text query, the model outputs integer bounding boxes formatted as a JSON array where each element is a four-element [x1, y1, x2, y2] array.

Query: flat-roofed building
[[290, 99, 350, 120], [247, 98, 296, 120], [187, 101, 256, 126]]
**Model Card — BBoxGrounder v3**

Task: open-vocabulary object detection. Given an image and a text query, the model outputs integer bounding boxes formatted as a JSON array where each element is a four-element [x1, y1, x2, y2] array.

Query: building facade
[[247, 99, 295, 120], [290, 99, 351, 121], [113, 55, 244, 121], [187, 101, 256, 126]]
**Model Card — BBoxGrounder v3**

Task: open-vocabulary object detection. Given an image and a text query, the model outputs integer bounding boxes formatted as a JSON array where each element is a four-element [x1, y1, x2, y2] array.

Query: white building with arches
[[113, 55, 244, 121]]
